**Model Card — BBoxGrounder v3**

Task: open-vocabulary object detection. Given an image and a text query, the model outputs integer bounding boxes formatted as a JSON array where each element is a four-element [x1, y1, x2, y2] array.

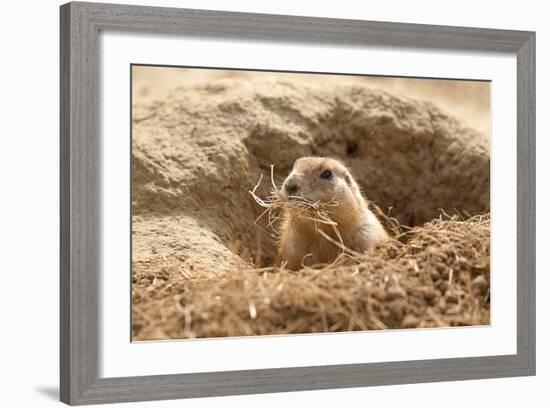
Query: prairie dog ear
[[344, 170, 363, 197], [344, 171, 358, 189], [344, 172, 353, 185]]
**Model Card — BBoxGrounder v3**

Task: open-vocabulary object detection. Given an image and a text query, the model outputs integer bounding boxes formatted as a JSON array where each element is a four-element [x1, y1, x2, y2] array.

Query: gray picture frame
[[60, 1, 536, 405]]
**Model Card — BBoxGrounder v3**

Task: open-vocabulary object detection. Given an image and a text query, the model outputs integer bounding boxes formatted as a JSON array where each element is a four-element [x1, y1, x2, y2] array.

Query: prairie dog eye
[[320, 169, 333, 179]]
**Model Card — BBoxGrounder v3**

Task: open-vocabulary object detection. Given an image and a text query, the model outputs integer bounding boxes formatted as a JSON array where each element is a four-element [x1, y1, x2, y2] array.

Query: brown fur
[[277, 157, 389, 270]]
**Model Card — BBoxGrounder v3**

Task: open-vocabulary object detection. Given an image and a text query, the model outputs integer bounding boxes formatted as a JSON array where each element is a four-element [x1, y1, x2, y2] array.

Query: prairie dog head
[[281, 157, 363, 210]]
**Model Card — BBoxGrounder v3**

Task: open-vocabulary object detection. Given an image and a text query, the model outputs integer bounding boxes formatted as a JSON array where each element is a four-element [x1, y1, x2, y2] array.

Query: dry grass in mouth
[[248, 165, 362, 262]]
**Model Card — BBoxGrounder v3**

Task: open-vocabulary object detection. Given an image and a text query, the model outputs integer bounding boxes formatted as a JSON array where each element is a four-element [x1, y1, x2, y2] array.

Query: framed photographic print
[[60, 1, 536, 405]]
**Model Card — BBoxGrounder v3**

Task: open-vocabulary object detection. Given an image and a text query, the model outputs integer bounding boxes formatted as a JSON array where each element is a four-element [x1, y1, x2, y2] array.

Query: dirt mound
[[131, 79, 490, 340]]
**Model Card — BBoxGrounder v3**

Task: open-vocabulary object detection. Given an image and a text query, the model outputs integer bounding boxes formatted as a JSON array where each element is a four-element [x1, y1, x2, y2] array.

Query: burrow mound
[[131, 79, 490, 340]]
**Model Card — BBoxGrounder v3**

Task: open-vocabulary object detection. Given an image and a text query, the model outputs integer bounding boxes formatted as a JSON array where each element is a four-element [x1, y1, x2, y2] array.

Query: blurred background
[[133, 66, 491, 138]]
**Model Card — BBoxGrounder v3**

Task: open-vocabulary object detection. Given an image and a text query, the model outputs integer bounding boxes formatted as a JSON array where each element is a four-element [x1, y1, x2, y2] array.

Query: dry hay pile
[[133, 215, 490, 340], [131, 78, 490, 341]]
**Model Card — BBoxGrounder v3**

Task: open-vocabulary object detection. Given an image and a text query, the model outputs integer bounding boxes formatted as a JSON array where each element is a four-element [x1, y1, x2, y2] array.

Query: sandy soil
[[131, 67, 490, 340]]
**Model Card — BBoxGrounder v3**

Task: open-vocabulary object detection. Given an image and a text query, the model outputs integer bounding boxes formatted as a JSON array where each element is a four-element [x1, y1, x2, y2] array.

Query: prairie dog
[[277, 157, 389, 270]]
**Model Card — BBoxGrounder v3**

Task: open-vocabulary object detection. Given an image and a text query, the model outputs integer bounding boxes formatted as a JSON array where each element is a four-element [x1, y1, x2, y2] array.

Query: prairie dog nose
[[284, 178, 299, 195]]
